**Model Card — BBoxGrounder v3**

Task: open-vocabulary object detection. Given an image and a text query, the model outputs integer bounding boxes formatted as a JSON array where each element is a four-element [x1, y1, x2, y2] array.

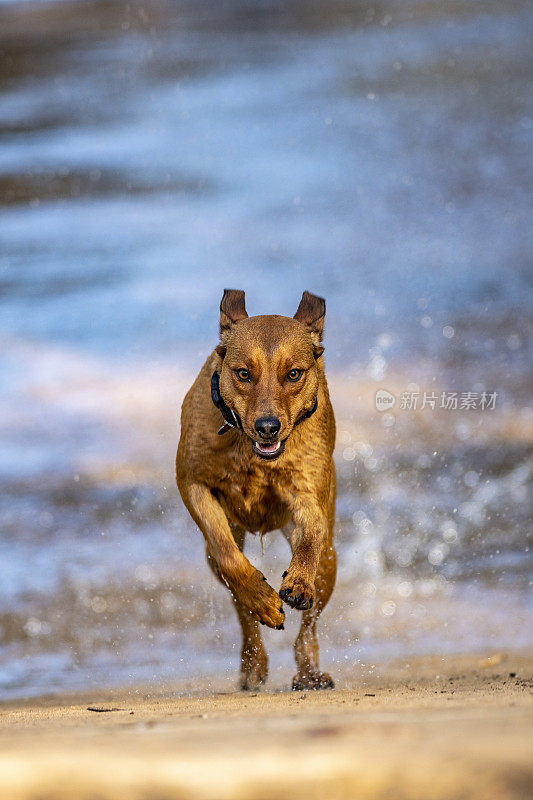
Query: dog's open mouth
[[252, 439, 285, 460]]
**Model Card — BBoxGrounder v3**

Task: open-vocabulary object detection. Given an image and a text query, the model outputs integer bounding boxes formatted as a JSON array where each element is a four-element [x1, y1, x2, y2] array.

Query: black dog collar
[[211, 371, 243, 435], [211, 370, 318, 436]]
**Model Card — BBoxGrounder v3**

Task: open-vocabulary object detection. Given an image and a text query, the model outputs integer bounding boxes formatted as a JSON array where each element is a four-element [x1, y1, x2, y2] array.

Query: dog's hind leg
[[290, 472, 337, 690], [206, 524, 268, 691], [291, 538, 336, 689]]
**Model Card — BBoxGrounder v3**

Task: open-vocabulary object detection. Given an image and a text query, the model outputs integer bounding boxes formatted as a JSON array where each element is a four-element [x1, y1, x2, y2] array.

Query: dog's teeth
[[255, 440, 280, 453]]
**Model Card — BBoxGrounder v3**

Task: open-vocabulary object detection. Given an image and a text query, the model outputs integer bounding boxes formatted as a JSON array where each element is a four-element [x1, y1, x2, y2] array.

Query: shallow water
[[0, 0, 532, 698]]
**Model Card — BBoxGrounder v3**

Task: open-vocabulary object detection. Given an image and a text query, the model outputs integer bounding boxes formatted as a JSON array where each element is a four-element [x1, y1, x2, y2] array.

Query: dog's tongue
[[256, 440, 280, 453]]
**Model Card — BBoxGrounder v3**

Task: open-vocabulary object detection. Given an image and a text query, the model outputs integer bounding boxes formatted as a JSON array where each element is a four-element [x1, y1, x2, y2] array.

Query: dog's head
[[216, 289, 326, 460]]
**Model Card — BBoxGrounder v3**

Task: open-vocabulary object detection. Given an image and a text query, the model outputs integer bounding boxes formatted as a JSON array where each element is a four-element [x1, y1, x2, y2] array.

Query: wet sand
[[1, 652, 532, 800]]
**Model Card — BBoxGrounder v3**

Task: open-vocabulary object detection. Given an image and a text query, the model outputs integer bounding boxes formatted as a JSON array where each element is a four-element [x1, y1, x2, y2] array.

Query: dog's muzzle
[[252, 416, 284, 459], [210, 370, 318, 458]]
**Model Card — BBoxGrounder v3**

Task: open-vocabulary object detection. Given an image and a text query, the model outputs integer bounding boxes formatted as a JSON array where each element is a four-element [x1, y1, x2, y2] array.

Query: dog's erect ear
[[218, 289, 248, 353], [294, 291, 325, 356]]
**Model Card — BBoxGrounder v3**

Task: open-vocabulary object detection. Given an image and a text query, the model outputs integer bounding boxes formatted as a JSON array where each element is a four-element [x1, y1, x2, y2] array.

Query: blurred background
[[0, 0, 531, 699]]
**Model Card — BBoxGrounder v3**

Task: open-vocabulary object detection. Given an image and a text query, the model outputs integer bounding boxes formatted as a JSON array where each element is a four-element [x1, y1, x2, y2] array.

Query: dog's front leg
[[179, 481, 285, 629], [279, 497, 327, 611]]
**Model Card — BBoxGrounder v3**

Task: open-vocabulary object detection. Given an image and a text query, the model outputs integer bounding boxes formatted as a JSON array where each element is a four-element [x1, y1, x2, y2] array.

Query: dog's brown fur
[[176, 290, 336, 690]]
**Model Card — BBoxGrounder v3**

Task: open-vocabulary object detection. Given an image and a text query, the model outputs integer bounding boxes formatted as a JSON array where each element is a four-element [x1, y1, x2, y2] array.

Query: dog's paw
[[240, 658, 268, 691], [239, 569, 285, 630], [279, 571, 314, 610], [292, 671, 335, 691], [240, 637, 268, 690]]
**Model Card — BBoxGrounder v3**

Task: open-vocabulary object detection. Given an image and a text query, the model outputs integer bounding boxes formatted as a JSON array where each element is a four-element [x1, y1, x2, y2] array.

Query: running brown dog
[[176, 289, 336, 690]]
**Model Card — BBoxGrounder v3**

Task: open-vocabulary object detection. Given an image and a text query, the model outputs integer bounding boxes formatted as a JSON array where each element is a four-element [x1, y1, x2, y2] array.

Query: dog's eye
[[235, 368, 251, 382], [287, 368, 303, 382]]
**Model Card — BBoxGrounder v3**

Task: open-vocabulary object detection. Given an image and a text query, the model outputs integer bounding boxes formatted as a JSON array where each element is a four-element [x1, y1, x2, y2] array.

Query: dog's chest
[[215, 460, 291, 533]]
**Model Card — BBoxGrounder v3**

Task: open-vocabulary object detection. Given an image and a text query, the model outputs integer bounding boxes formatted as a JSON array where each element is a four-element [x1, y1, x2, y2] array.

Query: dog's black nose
[[254, 416, 281, 439]]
